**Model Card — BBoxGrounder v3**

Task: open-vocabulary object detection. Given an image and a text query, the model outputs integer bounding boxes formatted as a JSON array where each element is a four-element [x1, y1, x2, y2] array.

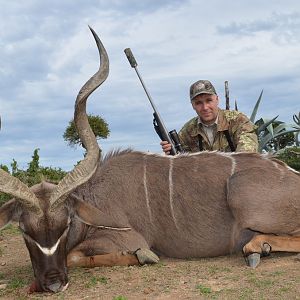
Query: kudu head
[[0, 27, 121, 292]]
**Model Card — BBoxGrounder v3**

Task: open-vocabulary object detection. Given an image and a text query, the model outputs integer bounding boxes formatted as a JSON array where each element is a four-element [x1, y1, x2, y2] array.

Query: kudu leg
[[243, 234, 300, 268], [67, 230, 159, 268], [67, 248, 159, 268], [67, 250, 139, 267]]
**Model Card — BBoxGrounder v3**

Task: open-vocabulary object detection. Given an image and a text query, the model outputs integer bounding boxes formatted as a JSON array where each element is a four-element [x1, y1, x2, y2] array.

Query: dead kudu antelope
[[1, 28, 300, 293]]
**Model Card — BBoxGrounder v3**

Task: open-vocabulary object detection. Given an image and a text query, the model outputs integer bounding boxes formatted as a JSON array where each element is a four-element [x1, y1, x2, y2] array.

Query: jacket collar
[[190, 108, 229, 137]]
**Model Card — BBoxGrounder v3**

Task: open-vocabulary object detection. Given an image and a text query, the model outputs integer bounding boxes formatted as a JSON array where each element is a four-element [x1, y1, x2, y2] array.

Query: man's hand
[[160, 141, 172, 155]]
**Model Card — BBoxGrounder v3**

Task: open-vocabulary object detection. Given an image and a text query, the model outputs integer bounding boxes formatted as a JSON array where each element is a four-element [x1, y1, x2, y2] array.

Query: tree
[[27, 148, 40, 175], [63, 114, 110, 148]]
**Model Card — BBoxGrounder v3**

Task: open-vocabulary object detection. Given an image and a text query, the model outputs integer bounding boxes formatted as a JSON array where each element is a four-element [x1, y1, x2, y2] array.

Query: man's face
[[191, 94, 219, 125]]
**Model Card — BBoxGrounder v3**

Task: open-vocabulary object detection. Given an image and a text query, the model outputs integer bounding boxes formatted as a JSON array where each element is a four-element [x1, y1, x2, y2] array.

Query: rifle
[[124, 48, 183, 155]]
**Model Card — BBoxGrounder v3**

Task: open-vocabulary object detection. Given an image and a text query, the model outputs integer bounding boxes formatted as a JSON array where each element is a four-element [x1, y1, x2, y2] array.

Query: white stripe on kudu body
[[217, 152, 236, 176], [169, 158, 179, 230], [271, 160, 285, 180], [143, 159, 153, 223]]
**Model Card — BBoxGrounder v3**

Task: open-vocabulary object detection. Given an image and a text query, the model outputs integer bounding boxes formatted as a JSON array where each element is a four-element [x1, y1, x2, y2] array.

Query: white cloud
[[0, 0, 300, 170]]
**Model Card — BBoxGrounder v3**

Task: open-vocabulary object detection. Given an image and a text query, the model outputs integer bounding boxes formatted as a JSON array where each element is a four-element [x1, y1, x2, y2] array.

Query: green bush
[[0, 192, 11, 206], [276, 147, 300, 171], [0, 149, 67, 205], [0, 165, 12, 205]]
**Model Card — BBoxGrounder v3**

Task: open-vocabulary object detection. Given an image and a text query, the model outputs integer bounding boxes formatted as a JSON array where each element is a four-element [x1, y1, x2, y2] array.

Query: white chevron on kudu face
[[35, 238, 61, 256]]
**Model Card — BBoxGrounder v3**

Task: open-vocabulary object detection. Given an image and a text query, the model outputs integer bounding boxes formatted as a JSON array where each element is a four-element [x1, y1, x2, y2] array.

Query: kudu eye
[[18, 223, 30, 237], [19, 223, 25, 232], [20, 229, 35, 245]]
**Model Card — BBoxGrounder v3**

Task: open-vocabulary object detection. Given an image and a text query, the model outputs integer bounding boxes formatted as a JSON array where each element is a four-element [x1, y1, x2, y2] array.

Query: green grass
[[246, 272, 274, 289], [113, 296, 128, 300], [0, 224, 20, 236], [237, 287, 256, 299], [97, 276, 108, 284], [7, 277, 28, 289], [207, 265, 232, 275], [153, 261, 167, 268], [196, 284, 212, 294], [85, 275, 108, 288], [278, 286, 291, 293], [269, 270, 285, 276]]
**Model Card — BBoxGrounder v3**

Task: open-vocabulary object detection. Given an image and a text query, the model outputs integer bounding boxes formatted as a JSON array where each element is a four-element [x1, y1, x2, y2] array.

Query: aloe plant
[[250, 91, 300, 152], [224, 83, 300, 152], [250, 90, 264, 123], [293, 112, 300, 146], [257, 120, 297, 152]]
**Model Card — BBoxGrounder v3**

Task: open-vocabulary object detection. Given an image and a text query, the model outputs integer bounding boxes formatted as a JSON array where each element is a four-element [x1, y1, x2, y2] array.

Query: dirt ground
[[1, 225, 300, 300]]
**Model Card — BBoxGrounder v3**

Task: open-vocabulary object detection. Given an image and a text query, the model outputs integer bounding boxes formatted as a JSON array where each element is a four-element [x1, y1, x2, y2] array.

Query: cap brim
[[191, 91, 216, 100]]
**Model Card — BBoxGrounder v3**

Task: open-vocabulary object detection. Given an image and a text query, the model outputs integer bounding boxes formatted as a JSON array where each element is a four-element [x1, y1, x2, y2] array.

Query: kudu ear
[[0, 199, 22, 229], [70, 194, 130, 231]]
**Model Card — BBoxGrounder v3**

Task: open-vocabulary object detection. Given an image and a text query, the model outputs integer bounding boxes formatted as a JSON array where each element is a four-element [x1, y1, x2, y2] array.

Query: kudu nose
[[46, 280, 69, 293], [43, 269, 69, 293], [48, 282, 62, 292]]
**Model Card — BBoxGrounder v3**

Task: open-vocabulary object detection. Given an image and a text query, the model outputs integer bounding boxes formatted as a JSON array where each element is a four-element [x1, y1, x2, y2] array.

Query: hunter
[[161, 80, 258, 154]]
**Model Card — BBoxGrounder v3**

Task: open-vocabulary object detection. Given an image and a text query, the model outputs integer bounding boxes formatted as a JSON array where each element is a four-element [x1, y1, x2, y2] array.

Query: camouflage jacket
[[178, 109, 258, 153]]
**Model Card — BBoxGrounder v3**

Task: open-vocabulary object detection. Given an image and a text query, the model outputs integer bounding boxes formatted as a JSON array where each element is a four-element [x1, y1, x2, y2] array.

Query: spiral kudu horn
[[49, 27, 109, 209], [0, 169, 41, 212]]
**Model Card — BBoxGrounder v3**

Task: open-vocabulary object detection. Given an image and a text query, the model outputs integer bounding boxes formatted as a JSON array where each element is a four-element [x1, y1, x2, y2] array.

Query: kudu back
[[0, 28, 300, 293]]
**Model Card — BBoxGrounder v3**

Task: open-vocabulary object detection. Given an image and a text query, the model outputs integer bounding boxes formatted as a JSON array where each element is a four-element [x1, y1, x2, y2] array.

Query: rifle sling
[[223, 130, 236, 152], [197, 134, 203, 151]]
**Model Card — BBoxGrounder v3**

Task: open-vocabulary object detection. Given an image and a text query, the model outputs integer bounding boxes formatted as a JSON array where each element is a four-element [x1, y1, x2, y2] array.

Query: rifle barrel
[[124, 48, 176, 154]]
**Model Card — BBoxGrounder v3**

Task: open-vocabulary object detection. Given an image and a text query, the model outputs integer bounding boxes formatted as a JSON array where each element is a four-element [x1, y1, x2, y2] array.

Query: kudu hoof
[[261, 243, 271, 257], [135, 248, 159, 265], [245, 253, 261, 268]]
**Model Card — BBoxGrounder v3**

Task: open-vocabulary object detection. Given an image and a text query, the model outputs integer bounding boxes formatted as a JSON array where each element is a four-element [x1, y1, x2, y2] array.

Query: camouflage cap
[[189, 80, 217, 100]]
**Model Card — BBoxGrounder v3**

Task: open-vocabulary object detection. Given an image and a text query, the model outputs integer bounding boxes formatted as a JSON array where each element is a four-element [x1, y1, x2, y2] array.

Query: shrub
[[276, 147, 300, 171], [0, 149, 67, 205]]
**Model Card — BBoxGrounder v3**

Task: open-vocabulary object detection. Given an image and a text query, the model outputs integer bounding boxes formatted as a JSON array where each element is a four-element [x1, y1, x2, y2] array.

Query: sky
[[1, 0, 300, 171]]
